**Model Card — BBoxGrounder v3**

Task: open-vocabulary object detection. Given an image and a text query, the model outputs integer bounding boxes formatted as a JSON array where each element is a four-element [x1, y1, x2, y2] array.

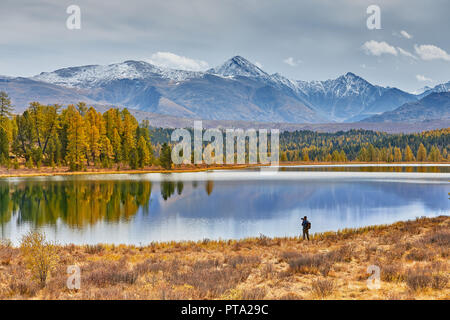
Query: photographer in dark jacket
[[301, 216, 311, 241]]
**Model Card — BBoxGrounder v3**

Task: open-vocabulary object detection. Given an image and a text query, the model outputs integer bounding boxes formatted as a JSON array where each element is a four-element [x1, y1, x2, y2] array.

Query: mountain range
[[363, 92, 450, 123], [1, 56, 449, 124]]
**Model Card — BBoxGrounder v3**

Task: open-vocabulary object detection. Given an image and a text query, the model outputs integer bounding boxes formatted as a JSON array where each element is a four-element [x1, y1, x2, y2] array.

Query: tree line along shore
[[0, 91, 449, 173]]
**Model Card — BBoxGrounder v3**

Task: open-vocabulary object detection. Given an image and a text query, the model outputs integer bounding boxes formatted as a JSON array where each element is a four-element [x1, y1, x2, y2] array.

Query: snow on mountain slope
[[33, 60, 203, 88], [207, 56, 269, 78], [27, 56, 445, 123], [417, 81, 450, 99], [293, 72, 417, 121]]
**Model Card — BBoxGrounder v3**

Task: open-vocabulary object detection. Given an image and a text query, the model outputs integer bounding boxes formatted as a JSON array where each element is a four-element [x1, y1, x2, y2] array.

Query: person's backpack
[[307, 221, 311, 230]]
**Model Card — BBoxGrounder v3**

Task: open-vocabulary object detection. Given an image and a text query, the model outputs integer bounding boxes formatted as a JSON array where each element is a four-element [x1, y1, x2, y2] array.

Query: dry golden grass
[[0, 216, 448, 300]]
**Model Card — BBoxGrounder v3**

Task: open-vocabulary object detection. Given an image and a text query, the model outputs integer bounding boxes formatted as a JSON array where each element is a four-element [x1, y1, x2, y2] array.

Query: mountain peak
[[340, 72, 365, 82], [208, 56, 268, 77]]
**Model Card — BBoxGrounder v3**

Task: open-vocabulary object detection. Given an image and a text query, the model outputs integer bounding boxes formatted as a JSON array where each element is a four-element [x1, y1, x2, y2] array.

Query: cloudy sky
[[1, 0, 449, 92]]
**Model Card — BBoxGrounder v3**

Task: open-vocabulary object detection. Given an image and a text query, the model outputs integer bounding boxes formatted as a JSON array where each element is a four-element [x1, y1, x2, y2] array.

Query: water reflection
[[0, 180, 153, 228], [0, 167, 448, 245]]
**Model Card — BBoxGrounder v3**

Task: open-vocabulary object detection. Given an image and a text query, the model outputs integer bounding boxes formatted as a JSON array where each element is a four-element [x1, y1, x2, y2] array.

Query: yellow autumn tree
[[416, 143, 427, 162], [403, 145, 415, 162], [65, 105, 87, 171]]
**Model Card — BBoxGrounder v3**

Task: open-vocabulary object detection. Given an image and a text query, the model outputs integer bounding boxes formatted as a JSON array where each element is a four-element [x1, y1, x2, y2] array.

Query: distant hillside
[[0, 76, 96, 111], [362, 92, 450, 123]]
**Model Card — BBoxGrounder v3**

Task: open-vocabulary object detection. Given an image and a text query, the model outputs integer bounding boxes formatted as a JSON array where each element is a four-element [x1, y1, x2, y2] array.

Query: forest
[[0, 91, 448, 171]]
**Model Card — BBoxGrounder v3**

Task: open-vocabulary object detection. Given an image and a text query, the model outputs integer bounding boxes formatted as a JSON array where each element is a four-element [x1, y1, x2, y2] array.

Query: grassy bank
[[0, 161, 448, 178], [0, 216, 448, 300]]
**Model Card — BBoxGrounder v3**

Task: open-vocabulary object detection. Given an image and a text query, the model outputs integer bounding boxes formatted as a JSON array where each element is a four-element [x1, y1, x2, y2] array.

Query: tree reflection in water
[[0, 180, 152, 228]]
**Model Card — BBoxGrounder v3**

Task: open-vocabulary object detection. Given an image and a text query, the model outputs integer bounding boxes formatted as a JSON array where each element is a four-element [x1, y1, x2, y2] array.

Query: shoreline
[[0, 161, 448, 178]]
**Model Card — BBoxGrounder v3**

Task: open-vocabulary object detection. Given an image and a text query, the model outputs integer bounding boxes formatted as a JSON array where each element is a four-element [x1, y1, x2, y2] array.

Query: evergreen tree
[[160, 143, 172, 169], [0, 91, 13, 118]]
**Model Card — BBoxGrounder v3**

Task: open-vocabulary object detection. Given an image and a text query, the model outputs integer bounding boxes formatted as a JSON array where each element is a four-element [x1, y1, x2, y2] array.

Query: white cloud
[[145, 52, 209, 71], [397, 47, 417, 60], [414, 44, 450, 61], [283, 57, 302, 67], [362, 40, 398, 56], [416, 74, 433, 82], [400, 30, 412, 39]]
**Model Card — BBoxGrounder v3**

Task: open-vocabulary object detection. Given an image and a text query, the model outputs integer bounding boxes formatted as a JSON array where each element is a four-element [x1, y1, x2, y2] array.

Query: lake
[[1, 165, 449, 245]]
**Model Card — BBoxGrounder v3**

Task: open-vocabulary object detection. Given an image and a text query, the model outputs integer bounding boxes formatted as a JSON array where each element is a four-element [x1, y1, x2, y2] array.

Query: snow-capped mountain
[[2, 55, 445, 123], [294, 72, 417, 122], [33, 60, 203, 88], [207, 56, 269, 78], [417, 81, 450, 99]]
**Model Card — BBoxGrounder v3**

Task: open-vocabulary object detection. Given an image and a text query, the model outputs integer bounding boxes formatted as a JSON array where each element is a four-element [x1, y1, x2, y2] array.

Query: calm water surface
[[0, 165, 449, 245]]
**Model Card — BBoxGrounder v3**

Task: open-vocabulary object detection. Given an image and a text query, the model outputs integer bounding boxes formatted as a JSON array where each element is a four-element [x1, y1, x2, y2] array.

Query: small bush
[[85, 244, 104, 254], [226, 255, 261, 268], [311, 279, 335, 298], [241, 287, 267, 299], [430, 274, 448, 290], [85, 260, 139, 287], [280, 292, 303, 300], [9, 279, 39, 297], [284, 245, 354, 275], [257, 234, 270, 246], [423, 231, 450, 247], [405, 248, 432, 261], [0, 245, 15, 266], [405, 269, 432, 291], [261, 263, 275, 278], [287, 254, 323, 274], [381, 264, 404, 282], [20, 231, 59, 286]]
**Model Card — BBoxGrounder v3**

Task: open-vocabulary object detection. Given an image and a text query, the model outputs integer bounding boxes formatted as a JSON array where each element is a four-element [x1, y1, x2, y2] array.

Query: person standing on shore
[[301, 216, 311, 241]]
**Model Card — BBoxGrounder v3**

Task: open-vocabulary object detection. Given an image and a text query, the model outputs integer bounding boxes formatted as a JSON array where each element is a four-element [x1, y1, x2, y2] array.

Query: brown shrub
[[405, 248, 433, 261], [381, 264, 404, 282], [168, 265, 251, 298], [405, 268, 432, 291], [257, 234, 270, 246], [279, 292, 303, 300], [85, 244, 104, 254], [423, 230, 450, 247], [226, 255, 261, 268], [85, 260, 138, 287], [287, 254, 324, 274], [9, 279, 39, 297], [285, 245, 353, 274], [0, 246, 15, 266], [430, 274, 448, 290], [134, 258, 179, 275], [241, 287, 267, 299], [311, 279, 335, 298], [261, 263, 275, 278]]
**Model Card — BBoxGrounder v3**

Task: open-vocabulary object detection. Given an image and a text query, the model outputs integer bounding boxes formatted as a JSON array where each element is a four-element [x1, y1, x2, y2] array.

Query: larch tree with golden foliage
[[65, 105, 88, 171], [403, 145, 415, 162], [416, 143, 427, 162]]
